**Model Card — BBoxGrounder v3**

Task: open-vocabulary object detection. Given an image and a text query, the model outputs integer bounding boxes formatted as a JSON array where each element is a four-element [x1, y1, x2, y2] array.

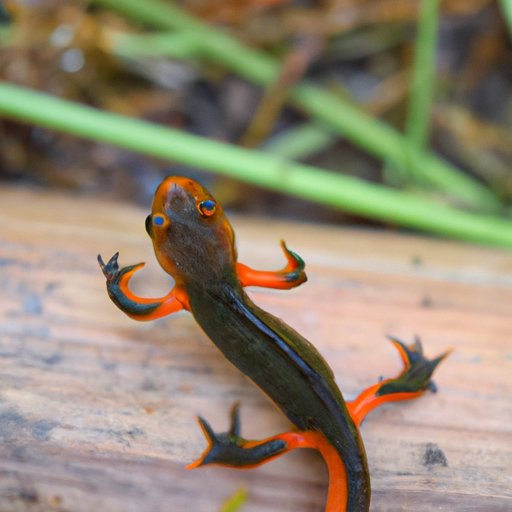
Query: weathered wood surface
[[0, 185, 511, 512]]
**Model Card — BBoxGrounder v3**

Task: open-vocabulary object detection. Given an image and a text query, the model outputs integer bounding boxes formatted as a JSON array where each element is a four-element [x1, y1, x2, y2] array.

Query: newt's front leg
[[236, 240, 307, 290], [100, 240, 306, 321], [98, 252, 189, 321]]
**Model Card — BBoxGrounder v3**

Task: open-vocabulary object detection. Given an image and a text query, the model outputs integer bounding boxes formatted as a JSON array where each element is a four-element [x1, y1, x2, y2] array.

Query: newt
[[98, 176, 447, 511]]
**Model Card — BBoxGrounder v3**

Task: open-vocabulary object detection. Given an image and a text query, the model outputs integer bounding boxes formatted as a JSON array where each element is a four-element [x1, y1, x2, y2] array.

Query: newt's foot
[[378, 336, 450, 396], [98, 252, 144, 284], [279, 240, 307, 286], [188, 403, 287, 469], [98, 252, 120, 281]]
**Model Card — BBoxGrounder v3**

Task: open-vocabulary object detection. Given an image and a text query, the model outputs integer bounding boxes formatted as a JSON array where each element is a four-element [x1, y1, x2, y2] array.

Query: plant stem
[[220, 488, 247, 512], [0, 82, 510, 247], [90, 0, 500, 211], [113, 31, 201, 59], [406, 0, 440, 158], [500, 0, 512, 37], [263, 123, 336, 160]]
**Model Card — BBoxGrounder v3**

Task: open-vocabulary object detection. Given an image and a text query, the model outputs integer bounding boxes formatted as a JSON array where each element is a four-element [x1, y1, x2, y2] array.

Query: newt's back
[[187, 281, 371, 511]]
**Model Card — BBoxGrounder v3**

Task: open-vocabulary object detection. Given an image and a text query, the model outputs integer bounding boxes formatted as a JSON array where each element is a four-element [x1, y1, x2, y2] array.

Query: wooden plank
[[0, 185, 510, 512]]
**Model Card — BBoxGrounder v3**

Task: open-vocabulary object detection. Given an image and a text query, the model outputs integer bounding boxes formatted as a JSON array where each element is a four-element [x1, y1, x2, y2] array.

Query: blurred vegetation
[[220, 488, 247, 512], [0, 0, 511, 245]]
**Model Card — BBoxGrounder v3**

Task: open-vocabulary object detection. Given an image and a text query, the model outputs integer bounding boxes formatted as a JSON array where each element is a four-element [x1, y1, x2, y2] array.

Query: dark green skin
[[191, 282, 370, 510], [157, 185, 371, 511]]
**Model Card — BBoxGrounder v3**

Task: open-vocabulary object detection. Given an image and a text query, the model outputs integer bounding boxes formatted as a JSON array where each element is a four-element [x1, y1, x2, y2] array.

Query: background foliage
[[0, 0, 511, 245]]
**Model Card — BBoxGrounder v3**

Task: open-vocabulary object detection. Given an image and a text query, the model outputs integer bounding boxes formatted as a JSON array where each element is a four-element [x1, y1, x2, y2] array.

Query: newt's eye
[[151, 213, 169, 231], [198, 199, 216, 217], [146, 214, 167, 236], [152, 214, 167, 226]]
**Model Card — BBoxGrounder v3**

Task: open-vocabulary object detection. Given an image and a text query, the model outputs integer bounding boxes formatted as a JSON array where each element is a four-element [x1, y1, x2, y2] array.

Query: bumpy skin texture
[[99, 176, 448, 512]]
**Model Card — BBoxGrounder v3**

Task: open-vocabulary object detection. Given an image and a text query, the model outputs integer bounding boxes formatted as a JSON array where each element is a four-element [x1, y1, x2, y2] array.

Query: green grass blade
[[113, 31, 201, 59], [406, 0, 440, 153], [0, 82, 510, 247], [220, 488, 247, 512], [90, 0, 500, 211], [500, 0, 512, 36], [263, 123, 336, 160]]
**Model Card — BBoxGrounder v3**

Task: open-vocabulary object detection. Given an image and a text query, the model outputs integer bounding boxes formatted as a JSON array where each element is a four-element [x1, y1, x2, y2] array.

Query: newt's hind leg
[[187, 403, 288, 470], [188, 403, 348, 511], [348, 336, 450, 427]]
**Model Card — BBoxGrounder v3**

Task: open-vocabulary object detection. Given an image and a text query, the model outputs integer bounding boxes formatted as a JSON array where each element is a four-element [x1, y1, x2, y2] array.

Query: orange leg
[[236, 240, 307, 290], [100, 241, 306, 319], [187, 403, 348, 511], [348, 336, 450, 427], [98, 253, 189, 321]]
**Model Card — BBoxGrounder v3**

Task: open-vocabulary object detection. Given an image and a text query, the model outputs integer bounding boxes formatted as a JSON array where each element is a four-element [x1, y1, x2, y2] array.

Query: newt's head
[[146, 176, 237, 285]]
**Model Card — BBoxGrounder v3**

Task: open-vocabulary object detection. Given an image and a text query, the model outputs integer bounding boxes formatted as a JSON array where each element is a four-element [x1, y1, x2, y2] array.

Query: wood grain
[[0, 185, 510, 512]]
